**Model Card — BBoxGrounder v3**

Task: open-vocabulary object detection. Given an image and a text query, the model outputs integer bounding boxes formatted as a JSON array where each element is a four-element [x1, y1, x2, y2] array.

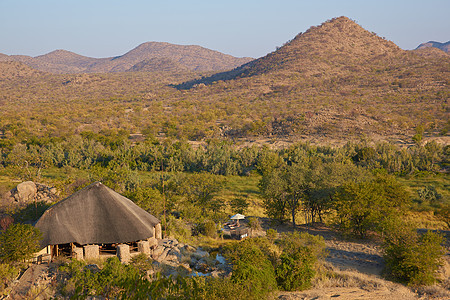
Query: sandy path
[[8, 264, 47, 299]]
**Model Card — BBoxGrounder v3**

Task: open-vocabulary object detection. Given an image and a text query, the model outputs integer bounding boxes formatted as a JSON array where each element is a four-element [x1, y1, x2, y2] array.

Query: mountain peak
[[249, 16, 401, 74], [416, 41, 450, 53], [178, 16, 403, 88], [36, 49, 85, 59], [273, 16, 400, 65]]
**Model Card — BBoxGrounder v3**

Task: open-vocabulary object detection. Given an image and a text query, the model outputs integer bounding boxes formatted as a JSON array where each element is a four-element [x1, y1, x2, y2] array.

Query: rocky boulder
[[15, 181, 37, 203]]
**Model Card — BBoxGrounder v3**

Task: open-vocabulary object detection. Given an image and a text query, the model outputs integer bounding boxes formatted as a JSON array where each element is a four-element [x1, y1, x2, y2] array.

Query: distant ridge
[[415, 41, 450, 53], [0, 61, 44, 79], [0, 42, 253, 74]]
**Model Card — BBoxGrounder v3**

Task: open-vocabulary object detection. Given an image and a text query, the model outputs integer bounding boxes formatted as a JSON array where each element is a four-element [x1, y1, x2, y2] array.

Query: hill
[[416, 41, 450, 53], [175, 16, 449, 141], [0, 61, 44, 80], [88, 42, 252, 73], [0, 42, 253, 74], [0, 16, 448, 144], [179, 16, 405, 86]]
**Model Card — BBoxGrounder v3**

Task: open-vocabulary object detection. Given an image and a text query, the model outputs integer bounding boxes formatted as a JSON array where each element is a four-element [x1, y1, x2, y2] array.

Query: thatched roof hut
[[35, 182, 160, 248]]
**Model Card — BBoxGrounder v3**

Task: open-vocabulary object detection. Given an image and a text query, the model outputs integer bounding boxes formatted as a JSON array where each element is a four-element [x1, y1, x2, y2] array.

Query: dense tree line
[[0, 134, 447, 179]]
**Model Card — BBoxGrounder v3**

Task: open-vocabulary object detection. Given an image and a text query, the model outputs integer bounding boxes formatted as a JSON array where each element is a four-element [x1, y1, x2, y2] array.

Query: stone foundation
[[155, 223, 162, 239], [84, 245, 99, 259], [117, 244, 131, 263], [73, 247, 84, 260], [137, 240, 150, 255]]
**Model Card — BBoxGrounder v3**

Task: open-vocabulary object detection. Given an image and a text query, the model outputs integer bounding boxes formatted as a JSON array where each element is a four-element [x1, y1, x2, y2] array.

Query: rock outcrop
[[151, 238, 231, 278], [2, 181, 59, 208]]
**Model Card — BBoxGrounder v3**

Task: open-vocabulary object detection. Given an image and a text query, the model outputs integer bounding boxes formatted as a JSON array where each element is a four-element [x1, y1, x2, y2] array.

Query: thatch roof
[[35, 182, 160, 247]]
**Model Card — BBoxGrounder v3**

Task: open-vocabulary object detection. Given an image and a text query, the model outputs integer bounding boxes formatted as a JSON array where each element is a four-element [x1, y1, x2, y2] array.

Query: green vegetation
[[0, 223, 41, 263], [0, 16, 448, 297], [382, 221, 445, 286], [275, 232, 326, 291], [56, 232, 326, 299], [333, 173, 410, 238]]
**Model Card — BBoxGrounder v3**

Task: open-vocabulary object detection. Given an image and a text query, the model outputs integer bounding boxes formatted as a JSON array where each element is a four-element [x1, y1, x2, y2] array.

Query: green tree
[[333, 175, 409, 238], [382, 222, 445, 286], [229, 196, 249, 214], [259, 167, 289, 223], [177, 172, 225, 218], [225, 238, 278, 298], [0, 223, 41, 263]]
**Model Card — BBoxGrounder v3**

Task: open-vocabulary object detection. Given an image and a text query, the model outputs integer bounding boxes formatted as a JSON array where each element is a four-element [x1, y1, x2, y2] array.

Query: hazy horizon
[[1, 0, 449, 59]]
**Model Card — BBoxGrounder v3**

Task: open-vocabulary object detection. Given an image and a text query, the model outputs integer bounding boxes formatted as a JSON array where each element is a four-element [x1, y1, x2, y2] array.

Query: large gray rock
[[15, 181, 37, 202]]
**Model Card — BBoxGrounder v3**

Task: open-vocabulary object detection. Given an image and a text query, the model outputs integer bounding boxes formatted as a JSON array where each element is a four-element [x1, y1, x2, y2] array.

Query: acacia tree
[[259, 164, 308, 227], [303, 160, 369, 224], [333, 174, 409, 238], [177, 172, 225, 221], [259, 167, 289, 223]]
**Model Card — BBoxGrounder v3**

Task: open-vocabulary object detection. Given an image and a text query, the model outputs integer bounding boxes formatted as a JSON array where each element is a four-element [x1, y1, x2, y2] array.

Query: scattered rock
[[150, 237, 231, 279], [5, 181, 59, 208], [152, 245, 165, 258], [192, 248, 209, 260]]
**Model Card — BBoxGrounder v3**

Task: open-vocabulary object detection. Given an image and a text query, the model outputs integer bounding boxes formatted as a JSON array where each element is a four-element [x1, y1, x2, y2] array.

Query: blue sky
[[1, 0, 449, 58]]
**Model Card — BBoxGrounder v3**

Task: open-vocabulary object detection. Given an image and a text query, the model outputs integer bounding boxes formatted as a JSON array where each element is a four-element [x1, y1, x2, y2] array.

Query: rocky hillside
[[0, 16, 448, 143], [174, 16, 449, 140], [0, 61, 44, 80], [416, 41, 450, 53], [0, 42, 253, 74], [179, 16, 410, 86], [127, 57, 189, 73]]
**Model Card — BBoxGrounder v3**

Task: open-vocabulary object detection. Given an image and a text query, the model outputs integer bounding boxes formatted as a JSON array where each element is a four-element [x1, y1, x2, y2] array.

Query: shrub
[[224, 238, 278, 298], [266, 228, 278, 240], [276, 248, 315, 291], [0, 223, 41, 263], [247, 217, 262, 231], [382, 223, 445, 286], [59, 257, 141, 298], [130, 253, 153, 276], [204, 219, 218, 238], [275, 232, 326, 291]]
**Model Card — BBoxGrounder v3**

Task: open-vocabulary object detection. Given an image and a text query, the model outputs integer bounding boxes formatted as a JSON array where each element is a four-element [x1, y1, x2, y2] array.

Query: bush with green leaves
[[224, 238, 278, 298], [247, 217, 262, 231], [275, 232, 326, 291], [59, 257, 141, 298], [333, 174, 409, 238], [276, 247, 315, 291], [59, 257, 253, 299], [203, 219, 218, 238], [0, 223, 41, 263], [382, 222, 445, 286]]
